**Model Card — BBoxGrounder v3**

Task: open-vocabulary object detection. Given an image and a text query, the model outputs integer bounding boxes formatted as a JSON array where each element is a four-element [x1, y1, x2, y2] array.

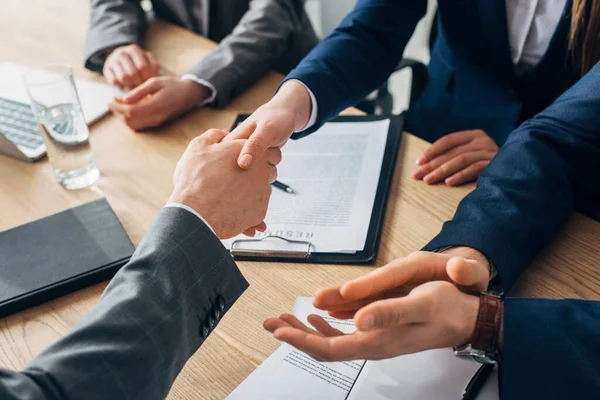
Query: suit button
[[208, 315, 216, 329], [217, 296, 226, 312], [213, 307, 221, 320], [201, 323, 210, 339]]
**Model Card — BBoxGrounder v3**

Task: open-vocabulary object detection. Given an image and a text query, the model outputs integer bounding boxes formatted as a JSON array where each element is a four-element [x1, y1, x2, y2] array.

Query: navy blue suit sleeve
[[502, 298, 600, 399], [424, 61, 600, 292], [284, 0, 426, 138]]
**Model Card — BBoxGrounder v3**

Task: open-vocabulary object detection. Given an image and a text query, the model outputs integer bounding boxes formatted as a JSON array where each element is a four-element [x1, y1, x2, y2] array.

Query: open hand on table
[[312, 248, 490, 319], [413, 129, 499, 186], [263, 248, 493, 361], [103, 44, 160, 90], [264, 281, 480, 361], [109, 77, 211, 131]]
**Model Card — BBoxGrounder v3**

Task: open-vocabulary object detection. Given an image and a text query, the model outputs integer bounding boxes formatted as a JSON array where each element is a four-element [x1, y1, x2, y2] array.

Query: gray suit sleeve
[[0, 207, 249, 400], [84, 0, 147, 72], [188, 0, 307, 108]]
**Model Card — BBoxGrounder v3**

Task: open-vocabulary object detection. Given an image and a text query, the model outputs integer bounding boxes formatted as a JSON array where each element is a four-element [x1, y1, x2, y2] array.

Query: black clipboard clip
[[229, 235, 313, 259]]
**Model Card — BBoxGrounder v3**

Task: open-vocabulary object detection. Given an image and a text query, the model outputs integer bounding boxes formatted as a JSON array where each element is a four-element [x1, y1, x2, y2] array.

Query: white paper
[[222, 119, 390, 253], [347, 350, 499, 400], [227, 297, 500, 400], [227, 297, 363, 400]]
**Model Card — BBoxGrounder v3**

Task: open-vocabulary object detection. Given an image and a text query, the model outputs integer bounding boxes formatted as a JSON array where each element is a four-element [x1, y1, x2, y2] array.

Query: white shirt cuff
[[164, 203, 216, 236], [179, 74, 217, 107], [289, 79, 318, 132]]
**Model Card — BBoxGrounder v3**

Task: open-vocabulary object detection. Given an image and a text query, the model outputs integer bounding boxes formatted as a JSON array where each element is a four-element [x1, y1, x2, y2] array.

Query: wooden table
[[1, 1, 599, 398]]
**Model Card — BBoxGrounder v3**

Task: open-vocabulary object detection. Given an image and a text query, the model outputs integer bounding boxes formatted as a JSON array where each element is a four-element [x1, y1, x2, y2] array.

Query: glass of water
[[23, 63, 99, 190]]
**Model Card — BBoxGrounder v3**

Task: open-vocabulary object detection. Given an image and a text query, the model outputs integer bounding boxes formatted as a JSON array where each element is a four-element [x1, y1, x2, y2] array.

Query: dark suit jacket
[[286, 0, 577, 144], [0, 207, 249, 399], [424, 59, 600, 398], [85, 0, 318, 107]]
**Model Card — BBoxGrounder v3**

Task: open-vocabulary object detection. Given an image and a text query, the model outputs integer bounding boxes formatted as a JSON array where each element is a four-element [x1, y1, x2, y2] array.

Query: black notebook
[[0, 198, 134, 318]]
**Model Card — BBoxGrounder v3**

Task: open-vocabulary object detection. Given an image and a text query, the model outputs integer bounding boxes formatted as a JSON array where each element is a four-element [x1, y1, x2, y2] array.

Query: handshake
[[169, 128, 281, 240]]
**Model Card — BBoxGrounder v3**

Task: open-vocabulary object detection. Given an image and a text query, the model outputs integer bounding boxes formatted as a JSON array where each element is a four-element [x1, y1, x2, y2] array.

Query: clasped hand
[[264, 249, 492, 362], [169, 129, 281, 239]]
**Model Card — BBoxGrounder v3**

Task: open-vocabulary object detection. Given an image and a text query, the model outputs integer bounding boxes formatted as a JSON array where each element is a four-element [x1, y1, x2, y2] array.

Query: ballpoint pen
[[272, 180, 296, 194]]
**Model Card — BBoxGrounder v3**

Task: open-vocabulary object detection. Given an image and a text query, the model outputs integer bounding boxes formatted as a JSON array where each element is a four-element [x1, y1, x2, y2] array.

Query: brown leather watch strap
[[471, 294, 502, 353]]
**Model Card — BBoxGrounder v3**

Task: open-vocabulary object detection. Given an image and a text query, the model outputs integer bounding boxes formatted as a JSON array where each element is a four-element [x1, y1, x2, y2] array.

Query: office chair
[[357, 13, 438, 115]]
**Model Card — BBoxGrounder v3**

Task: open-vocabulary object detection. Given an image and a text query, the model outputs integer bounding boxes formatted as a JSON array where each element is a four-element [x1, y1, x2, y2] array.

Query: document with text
[[226, 297, 499, 400], [222, 119, 390, 254], [226, 297, 363, 400]]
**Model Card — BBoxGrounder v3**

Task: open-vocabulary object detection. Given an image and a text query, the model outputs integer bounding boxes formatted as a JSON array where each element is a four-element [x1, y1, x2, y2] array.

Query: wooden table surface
[[1, 1, 599, 399]]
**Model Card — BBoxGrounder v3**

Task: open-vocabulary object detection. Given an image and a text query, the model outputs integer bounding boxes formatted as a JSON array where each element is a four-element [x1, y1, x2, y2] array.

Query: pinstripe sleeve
[[0, 206, 248, 400]]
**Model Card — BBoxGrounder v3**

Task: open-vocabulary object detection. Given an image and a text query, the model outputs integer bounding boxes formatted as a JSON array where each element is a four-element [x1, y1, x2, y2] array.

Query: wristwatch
[[454, 292, 503, 364]]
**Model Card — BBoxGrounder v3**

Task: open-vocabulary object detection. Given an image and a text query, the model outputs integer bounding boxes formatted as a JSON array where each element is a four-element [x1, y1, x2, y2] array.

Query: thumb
[[201, 129, 229, 145], [122, 78, 162, 104], [354, 295, 428, 331], [446, 256, 489, 291], [237, 124, 271, 169]]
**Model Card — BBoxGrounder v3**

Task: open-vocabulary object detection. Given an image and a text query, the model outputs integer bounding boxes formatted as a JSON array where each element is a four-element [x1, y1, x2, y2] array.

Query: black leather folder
[[0, 198, 134, 318]]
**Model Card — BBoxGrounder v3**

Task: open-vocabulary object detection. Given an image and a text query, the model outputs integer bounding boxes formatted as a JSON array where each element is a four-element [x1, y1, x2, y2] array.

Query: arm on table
[[85, 0, 147, 71], [424, 60, 600, 293]]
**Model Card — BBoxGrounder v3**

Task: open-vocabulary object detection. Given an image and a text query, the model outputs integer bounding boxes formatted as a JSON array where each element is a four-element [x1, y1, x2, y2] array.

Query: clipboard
[[228, 113, 404, 264]]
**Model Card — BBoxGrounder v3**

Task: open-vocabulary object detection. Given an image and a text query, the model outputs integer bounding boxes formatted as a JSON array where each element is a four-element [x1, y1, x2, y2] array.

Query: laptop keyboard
[[0, 97, 44, 150]]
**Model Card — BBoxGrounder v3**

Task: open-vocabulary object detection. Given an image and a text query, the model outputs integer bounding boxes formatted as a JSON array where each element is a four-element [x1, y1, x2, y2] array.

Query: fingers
[[445, 160, 490, 186], [307, 315, 345, 337], [354, 294, 430, 331], [254, 221, 267, 232], [236, 120, 282, 169], [265, 147, 282, 166], [268, 165, 278, 184], [238, 131, 267, 169], [129, 49, 156, 81], [416, 131, 474, 165], [226, 119, 256, 141], [280, 314, 320, 334], [318, 290, 411, 315], [104, 66, 117, 86], [145, 51, 161, 75], [412, 143, 470, 180], [201, 129, 229, 145], [108, 63, 127, 89], [121, 78, 163, 104], [273, 327, 366, 362], [313, 286, 345, 309], [422, 151, 494, 185], [339, 252, 449, 301], [243, 221, 267, 236], [242, 227, 257, 237], [446, 256, 489, 292], [109, 96, 163, 130], [263, 317, 293, 333], [104, 45, 157, 89], [327, 310, 358, 320], [117, 54, 144, 88]]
